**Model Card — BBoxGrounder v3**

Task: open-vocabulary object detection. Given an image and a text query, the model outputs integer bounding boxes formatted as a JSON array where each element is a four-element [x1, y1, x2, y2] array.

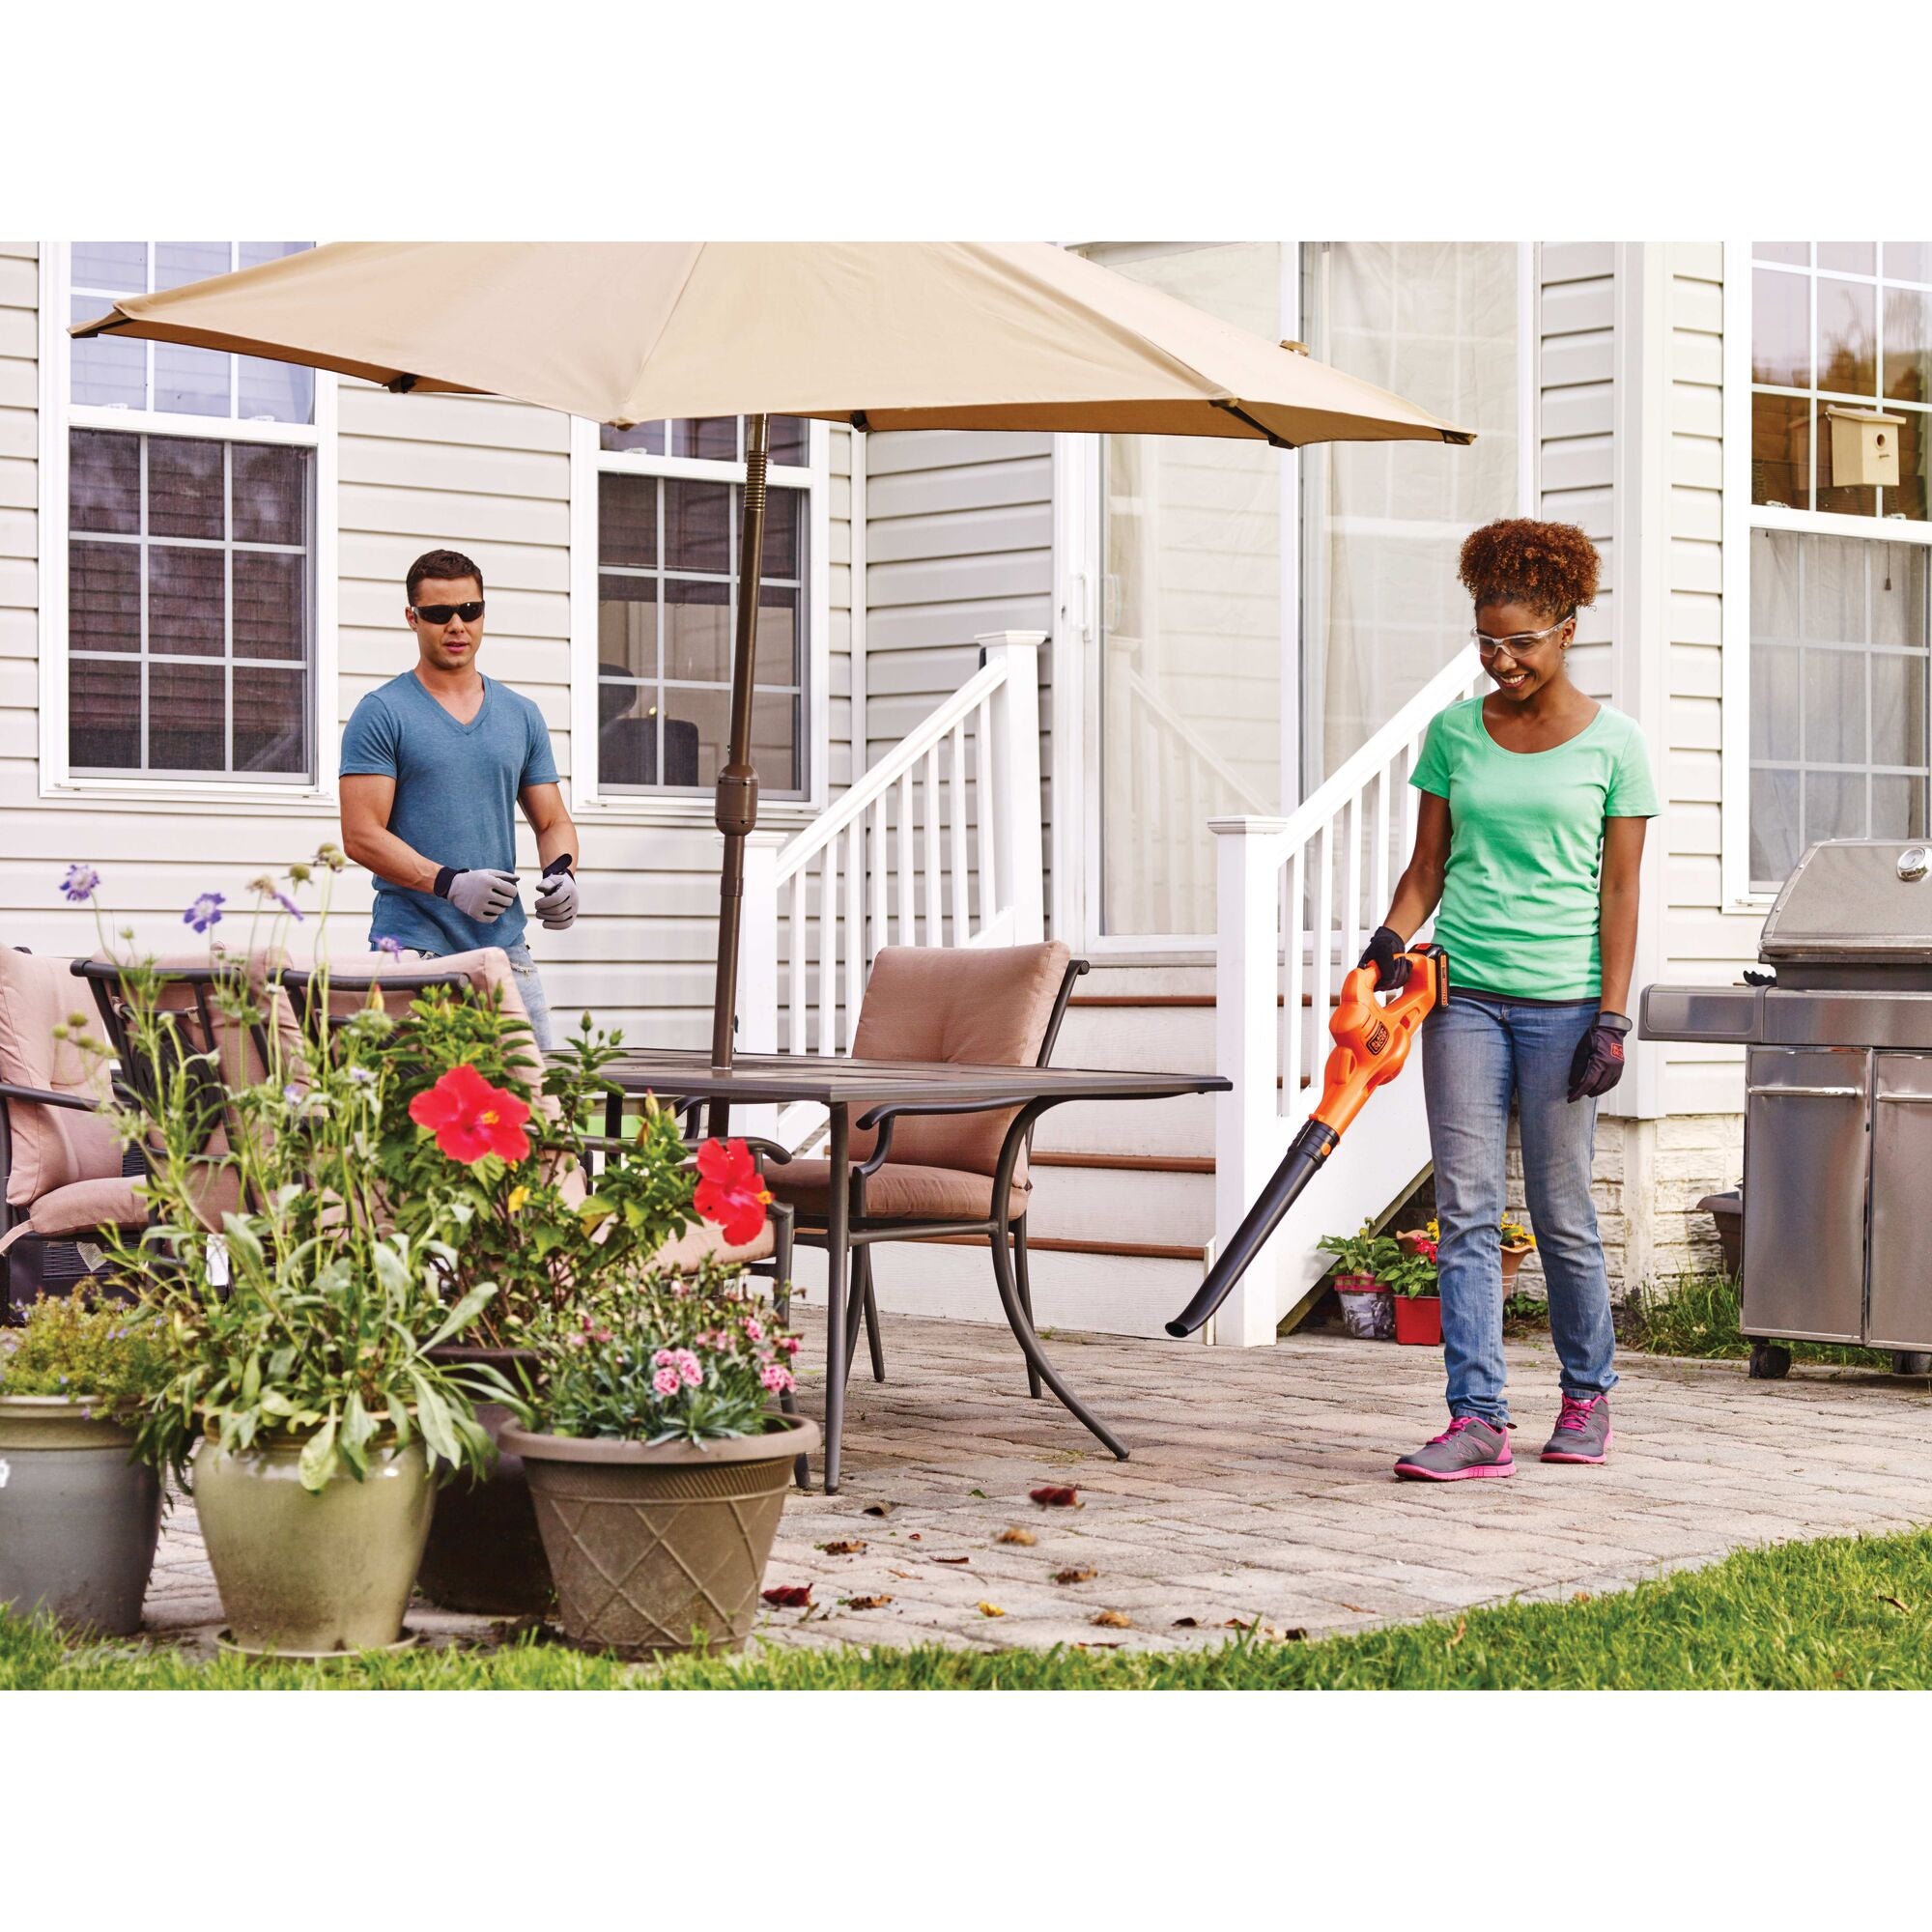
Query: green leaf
[[371, 1242, 410, 1297], [241, 1353, 262, 1405], [421, 1284, 497, 1353], [298, 1415, 339, 1492]]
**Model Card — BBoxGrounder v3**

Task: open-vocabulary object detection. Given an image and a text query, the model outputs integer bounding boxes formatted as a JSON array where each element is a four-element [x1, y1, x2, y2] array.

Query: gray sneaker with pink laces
[[1541, 1393, 1613, 1463], [1393, 1414, 1515, 1482]]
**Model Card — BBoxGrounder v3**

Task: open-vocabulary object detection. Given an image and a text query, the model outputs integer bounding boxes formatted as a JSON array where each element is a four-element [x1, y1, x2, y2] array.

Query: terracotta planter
[[0, 1395, 161, 1635], [500, 1414, 820, 1659], [1500, 1243, 1534, 1288], [192, 1432, 434, 1657], [1392, 1293, 1443, 1347], [415, 1345, 550, 1616], [1333, 1273, 1395, 1342]]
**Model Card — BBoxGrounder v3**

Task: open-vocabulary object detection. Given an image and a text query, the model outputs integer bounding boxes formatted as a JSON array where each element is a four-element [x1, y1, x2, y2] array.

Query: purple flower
[[184, 892, 226, 935], [271, 891, 304, 923], [375, 936, 404, 957], [60, 864, 100, 903]]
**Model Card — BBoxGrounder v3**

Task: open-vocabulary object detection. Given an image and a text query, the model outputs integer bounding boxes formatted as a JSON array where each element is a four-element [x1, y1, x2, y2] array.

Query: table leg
[[823, 1103, 850, 1493]]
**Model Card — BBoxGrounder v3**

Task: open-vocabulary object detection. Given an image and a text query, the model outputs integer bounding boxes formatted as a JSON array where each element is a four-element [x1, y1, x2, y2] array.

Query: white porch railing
[[1209, 646, 1485, 1346], [739, 632, 1044, 1146]]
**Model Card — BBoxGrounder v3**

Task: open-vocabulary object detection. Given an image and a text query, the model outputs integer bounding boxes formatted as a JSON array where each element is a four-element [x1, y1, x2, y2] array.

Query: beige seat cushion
[[771, 1159, 1030, 1225], [651, 1215, 778, 1274], [0, 949, 122, 1207], [0, 1173, 147, 1250], [845, 942, 1070, 1185]]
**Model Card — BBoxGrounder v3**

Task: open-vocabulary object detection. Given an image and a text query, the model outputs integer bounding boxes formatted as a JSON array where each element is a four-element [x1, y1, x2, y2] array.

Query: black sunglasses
[[412, 600, 485, 625]]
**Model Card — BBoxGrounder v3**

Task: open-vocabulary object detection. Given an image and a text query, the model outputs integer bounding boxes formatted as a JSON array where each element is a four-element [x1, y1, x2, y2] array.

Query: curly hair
[[1458, 519, 1600, 619]]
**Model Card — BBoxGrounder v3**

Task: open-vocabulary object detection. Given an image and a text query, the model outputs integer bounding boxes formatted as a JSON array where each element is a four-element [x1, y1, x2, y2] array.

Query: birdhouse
[[1826, 407, 1907, 489]]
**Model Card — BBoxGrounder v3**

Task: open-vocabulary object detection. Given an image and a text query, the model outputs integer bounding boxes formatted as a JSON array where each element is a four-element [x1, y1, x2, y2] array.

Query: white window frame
[[37, 242, 340, 807], [567, 415, 831, 828], [1053, 239, 1536, 956], [1719, 244, 1932, 908]]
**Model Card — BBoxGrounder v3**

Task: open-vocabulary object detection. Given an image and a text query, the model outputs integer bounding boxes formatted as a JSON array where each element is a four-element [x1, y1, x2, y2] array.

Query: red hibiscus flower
[[695, 1137, 772, 1245], [408, 1063, 531, 1166]]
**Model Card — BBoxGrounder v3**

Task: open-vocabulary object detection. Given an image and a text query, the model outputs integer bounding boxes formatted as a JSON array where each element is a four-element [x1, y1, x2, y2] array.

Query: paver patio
[[141, 1311, 1932, 1657]]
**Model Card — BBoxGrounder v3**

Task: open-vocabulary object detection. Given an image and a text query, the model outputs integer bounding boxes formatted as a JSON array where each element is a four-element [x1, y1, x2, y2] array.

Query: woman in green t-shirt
[[1360, 521, 1659, 1483]]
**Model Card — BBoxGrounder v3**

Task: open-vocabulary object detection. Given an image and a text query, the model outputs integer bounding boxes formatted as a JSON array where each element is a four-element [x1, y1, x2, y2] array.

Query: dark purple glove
[[1568, 1011, 1633, 1102], [1357, 924, 1411, 992]]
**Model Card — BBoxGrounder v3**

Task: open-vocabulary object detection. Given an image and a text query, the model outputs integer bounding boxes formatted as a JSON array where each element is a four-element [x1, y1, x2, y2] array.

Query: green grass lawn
[[10, 1526, 1932, 1690]]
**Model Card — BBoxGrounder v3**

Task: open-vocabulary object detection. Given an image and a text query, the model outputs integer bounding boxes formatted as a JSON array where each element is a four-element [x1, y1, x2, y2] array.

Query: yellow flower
[[507, 1185, 530, 1215]]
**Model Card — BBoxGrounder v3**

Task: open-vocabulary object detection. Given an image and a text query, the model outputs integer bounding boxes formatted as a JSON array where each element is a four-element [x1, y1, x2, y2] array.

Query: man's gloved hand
[[1357, 924, 1412, 992], [1568, 1011, 1633, 1102], [436, 867, 519, 923], [534, 855, 579, 931]]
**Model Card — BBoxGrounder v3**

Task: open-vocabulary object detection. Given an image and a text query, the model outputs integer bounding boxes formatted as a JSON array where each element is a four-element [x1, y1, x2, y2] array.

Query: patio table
[[592, 1048, 1229, 1491]]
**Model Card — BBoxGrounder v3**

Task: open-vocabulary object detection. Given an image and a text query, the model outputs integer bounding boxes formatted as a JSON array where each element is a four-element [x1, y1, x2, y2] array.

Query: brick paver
[[142, 1313, 1932, 1656]]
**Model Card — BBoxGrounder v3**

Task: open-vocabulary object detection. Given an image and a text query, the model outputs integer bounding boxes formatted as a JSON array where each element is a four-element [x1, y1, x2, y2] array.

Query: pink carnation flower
[[760, 1362, 796, 1395], [673, 1349, 703, 1388], [652, 1349, 676, 1368], [651, 1366, 682, 1398], [780, 1335, 801, 1356], [743, 1319, 764, 1343]]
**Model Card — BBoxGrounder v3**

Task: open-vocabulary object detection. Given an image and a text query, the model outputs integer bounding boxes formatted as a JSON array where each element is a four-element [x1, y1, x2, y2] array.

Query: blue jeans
[[393, 940, 554, 1052], [1421, 994, 1618, 1426]]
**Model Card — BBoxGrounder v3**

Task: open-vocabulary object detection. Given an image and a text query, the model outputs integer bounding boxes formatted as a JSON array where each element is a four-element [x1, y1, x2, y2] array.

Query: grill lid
[[1759, 839, 1932, 960]]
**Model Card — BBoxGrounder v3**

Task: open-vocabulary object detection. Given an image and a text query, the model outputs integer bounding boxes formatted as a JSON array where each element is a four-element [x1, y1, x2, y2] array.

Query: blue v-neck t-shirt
[[339, 670, 558, 954], [1409, 696, 1658, 1001]]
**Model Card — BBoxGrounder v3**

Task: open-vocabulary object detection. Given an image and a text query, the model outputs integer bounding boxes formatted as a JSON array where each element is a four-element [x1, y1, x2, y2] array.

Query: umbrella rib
[[1211, 398, 1295, 450], [616, 243, 710, 428]]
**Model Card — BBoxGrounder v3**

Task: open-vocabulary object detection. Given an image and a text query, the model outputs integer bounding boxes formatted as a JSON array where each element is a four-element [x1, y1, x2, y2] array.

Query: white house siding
[[1, 246, 851, 1054]]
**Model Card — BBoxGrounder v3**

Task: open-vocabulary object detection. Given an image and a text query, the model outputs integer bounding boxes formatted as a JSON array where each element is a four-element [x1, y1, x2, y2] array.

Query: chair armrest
[[0, 1080, 99, 1113]]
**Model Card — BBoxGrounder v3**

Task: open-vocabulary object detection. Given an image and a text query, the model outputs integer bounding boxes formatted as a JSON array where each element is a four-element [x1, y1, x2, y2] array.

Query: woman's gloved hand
[[1357, 924, 1411, 992], [1568, 1011, 1633, 1102]]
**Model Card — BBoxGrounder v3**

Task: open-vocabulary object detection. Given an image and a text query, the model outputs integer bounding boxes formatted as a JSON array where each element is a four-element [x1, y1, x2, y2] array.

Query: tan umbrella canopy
[[75, 242, 1472, 1089]]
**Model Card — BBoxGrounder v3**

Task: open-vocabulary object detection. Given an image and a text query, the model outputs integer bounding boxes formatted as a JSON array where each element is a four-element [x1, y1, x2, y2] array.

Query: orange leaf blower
[[1165, 944, 1448, 1338]]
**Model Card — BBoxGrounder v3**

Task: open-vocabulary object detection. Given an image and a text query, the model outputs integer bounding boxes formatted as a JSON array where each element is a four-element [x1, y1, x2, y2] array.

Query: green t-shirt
[[1409, 696, 1659, 1001]]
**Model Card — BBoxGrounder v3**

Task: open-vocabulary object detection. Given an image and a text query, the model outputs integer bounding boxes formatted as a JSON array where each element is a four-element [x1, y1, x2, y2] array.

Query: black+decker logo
[[1365, 1020, 1389, 1056]]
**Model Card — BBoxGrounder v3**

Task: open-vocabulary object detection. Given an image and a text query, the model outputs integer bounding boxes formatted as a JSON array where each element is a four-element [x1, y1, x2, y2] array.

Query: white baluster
[[1343, 789, 1363, 973], [817, 840, 838, 1056], [869, 797, 888, 971], [1313, 814, 1335, 1052], [974, 696, 998, 926], [923, 744, 943, 948], [949, 720, 970, 943], [896, 769, 916, 947], [844, 818, 864, 1048], [1372, 762, 1391, 930], [1285, 843, 1306, 1105], [788, 871, 806, 1056]]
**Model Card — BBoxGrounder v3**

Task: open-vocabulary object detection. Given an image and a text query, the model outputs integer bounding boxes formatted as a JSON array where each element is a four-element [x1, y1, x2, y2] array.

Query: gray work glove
[[533, 856, 579, 931], [436, 867, 519, 923]]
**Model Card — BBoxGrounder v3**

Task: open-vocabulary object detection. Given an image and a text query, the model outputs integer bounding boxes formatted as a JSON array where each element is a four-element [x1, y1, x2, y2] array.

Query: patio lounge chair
[[0, 948, 148, 1318], [763, 941, 1088, 1408]]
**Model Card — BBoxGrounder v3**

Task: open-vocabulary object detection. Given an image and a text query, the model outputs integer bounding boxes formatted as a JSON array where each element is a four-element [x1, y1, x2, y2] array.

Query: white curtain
[[1300, 242, 1521, 787]]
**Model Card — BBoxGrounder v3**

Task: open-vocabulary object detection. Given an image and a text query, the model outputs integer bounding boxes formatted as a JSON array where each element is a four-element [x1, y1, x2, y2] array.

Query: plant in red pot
[[1387, 1236, 1442, 1348], [1316, 1222, 1401, 1342]]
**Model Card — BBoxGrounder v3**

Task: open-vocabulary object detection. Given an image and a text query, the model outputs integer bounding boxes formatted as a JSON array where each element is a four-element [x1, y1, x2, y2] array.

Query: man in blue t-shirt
[[339, 548, 580, 1049]]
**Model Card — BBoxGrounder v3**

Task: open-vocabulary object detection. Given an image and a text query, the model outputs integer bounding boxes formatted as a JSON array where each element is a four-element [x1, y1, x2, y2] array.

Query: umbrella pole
[[707, 412, 771, 1126]]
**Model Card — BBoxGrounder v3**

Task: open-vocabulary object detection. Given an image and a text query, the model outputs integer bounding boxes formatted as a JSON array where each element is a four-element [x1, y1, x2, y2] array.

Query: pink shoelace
[[1428, 1415, 1488, 1446], [1554, 1395, 1601, 1433]]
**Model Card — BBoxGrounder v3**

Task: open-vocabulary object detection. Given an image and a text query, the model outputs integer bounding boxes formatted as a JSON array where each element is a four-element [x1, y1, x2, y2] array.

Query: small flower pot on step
[[1500, 1244, 1534, 1289], [0, 1395, 162, 1635], [1392, 1293, 1443, 1347], [499, 1413, 820, 1659], [1334, 1273, 1396, 1342]]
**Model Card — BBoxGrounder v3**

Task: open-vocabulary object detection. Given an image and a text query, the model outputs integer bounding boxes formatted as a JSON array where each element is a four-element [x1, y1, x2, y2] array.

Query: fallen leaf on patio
[[863, 1503, 893, 1518], [908, 1532, 923, 1541], [1075, 1641, 1124, 1650], [969, 1488, 987, 1498], [1172, 1616, 1200, 1629], [1092, 1609, 1132, 1629], [761, 1585, 813, 1608], [1052, 1566, 1097, 1585], [1572, 1591, 1592, 1604], [978, 1602, 1007, 1618], [1222, 1617, 1253, 1631], [1030, 1485, 1082, 1508], [1338, 1603, 1375, 1614], [1280, 1628, 1308, 1642], [844, 1595, 894, 1611], [1879, 1594, 1913, 1613], [933, 1555, 972, 1565], [1446, 1618, 1467, 1649], [995, 1527, 1037, 1547], [819, 1540, 867, 1555], [889, 1568, 917, 1579]]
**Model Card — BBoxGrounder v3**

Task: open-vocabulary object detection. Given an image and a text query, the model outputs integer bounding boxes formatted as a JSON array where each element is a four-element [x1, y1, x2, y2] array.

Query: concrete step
[[786, 1236, 1208, 1343], [1031, 1087, 1215, 1160], [1055, 1001, 1217, 1077], [1024, 1153, 1215, 1247]]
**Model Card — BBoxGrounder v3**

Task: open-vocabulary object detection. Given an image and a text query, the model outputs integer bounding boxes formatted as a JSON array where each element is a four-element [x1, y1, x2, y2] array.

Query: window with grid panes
[[594, 415, 810, 797], [66, 242, 318, 780], [1748, 245, 1932, 889]]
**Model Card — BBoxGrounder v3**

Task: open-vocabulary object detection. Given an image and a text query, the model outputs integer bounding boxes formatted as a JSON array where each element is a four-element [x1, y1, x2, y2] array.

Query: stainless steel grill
[[1642, 838, 1932, 1378]]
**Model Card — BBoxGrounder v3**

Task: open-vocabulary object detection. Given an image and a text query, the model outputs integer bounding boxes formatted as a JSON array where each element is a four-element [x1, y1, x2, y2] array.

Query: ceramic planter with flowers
[[0, 1293, 170, 1634], [70, 854, 511, 1656], [501, 1258, 816, 1659], [1498, 1215, 1537, 1287], [1316, 1223, 1400, 1341]]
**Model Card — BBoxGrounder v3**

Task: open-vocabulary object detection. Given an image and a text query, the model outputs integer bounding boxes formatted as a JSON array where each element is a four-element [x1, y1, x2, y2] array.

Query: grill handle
[[1745, 1085, 1863, 1098], [1876, 1093, 1932, 1104]]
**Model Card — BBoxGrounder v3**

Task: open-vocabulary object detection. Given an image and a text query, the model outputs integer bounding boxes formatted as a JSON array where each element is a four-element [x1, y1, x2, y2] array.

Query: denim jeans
[[390, 940, 554, 1052], [1421, 994, 1618, 1426]]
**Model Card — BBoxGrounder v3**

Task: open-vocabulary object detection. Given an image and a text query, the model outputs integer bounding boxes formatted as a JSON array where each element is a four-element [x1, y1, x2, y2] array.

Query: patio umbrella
[[74, 242, 1474, 1094]]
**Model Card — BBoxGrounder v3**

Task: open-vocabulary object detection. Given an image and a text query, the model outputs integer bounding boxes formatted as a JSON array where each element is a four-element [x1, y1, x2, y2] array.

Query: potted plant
[[1386, 1238, 1442, 1347], [0, 1293, 171, 1635], [1317, 1222, 1400, 1341], [499, 1259, 818, 1659], [375, 999, 720, 1614], [1499, 1214, 1537, 1287], [73, 854, 510, 1657]]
